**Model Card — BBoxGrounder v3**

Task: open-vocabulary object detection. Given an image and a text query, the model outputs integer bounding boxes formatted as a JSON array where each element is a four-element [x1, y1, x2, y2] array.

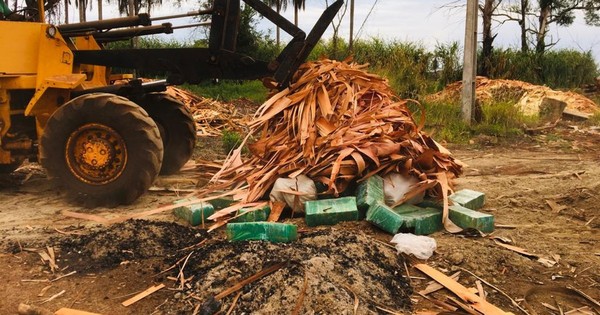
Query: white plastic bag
[[383, 173, 424, 206], [390, 233, 437, 260], [269, 175, 317, 213]]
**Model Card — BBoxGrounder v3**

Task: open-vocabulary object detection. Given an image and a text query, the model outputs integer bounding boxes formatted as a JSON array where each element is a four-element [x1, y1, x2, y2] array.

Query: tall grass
[[183, 80, 268, 103], [309, 39, 462, 99], [485, 49, 598, 89]]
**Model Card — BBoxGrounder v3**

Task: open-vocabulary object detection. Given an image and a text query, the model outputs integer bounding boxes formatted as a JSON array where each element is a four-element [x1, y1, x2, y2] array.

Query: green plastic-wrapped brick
[[399, 208, 443, 235], [417, 198, 443, 210], [366, 202, 404, 234], [208, 197, 235, 210], [450, 189, 486, 210], [355, 175, 384, 218], [173, 198, 215, 227], [226, 222, 298, 243], [232, 205, 271, 222], [305, 197, 359, 227], [449, 204, 494, 233], [393, 204, 423, 214]]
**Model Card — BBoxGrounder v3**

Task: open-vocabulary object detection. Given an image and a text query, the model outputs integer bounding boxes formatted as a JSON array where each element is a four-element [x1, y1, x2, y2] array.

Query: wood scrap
[[416, 292, 459, 312], [494, 241, 557, 267], [267, 201, 286, 222], [38, 285, 53, 297], [458, 267, 530, 315], [545, 199, 567, 213], [54, 309, 102, 315], [291, 269, 308, 315], [41, 289, 66, 304], [476, 280, 486, 300], [202, 59, 463, 229], [225, 292, 242, 315], [414, 264, 512, 315], [51, 271, 77, 282], [564, 306, 595, 315], [214, 262, 286, 300], [121, 284, 165, 307], [419, 271, 461, 295]]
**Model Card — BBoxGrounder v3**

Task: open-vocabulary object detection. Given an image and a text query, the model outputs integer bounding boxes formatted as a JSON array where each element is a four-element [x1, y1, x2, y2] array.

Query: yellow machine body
[[0, 21, 107, 164]]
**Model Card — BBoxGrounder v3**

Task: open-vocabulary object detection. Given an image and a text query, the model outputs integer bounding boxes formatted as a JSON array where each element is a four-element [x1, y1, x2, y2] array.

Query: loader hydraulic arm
[[71, 0, 344, 89]]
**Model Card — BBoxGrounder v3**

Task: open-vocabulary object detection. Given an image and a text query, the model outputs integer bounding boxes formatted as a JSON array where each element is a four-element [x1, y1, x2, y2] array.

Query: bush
[[221, 129, 246, 154], [484, 49, 598, 89]]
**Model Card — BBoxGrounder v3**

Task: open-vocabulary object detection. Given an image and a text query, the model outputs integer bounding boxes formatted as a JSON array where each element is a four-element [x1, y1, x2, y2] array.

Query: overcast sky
[[64, 0, 600, 63]]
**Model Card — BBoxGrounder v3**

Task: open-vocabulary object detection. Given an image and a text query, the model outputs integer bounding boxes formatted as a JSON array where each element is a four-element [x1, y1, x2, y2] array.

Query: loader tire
[[40, 93, 163, 207], [138, 93, 196, 175]]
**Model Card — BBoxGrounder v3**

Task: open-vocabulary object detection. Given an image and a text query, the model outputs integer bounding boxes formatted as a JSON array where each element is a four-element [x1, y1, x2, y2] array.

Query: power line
[[355, 0, 378, 40]]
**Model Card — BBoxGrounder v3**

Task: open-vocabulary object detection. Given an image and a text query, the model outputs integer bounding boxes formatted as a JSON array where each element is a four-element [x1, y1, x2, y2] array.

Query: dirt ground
[[1, 121, 599, 315]]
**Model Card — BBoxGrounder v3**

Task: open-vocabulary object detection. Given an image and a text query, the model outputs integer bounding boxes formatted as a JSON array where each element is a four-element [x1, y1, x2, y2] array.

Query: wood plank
[[414, 264, 512, 315], [121, 284, 165, 307]]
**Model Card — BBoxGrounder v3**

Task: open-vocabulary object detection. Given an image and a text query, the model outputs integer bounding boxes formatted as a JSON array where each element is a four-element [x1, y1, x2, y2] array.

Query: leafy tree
[[502, 0, 600, 53], [480, 0, 505, 76]]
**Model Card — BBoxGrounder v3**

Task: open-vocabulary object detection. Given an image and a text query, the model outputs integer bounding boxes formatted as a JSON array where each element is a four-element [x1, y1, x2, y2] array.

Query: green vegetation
[[588, 112, 600, 125], [414, 99, 539, 143], [485, 49, 599, 89], [221, 129, 245, 154], [183, 81, 268, 103]]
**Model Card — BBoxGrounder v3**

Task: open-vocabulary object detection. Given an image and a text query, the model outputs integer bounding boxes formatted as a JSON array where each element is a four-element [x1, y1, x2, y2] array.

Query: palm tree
[[265, 0, 305, 45], [74, 0, 87, 21], [107, 0, 162, 15]]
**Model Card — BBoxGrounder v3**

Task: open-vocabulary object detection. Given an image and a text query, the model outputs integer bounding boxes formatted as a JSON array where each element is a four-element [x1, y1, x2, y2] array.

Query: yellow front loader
[[0, 0, 343, 206]]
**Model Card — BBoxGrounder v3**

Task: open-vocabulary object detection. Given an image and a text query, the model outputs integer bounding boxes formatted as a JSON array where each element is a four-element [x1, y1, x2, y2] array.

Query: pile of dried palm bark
[[166, 86, 250, 137], [206, 59, 463, 229], [427, 77, 599, 115]]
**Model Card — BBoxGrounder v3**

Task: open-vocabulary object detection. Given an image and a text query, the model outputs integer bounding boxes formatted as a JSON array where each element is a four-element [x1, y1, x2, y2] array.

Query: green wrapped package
[[226, 222, 298, 243], [367, 203, 443, 235], [172, 198, 215, 227], [450, 189, 486, 210], [208, 197, 235, 210], [366, 202, 404, 234], [355, 175, 384, 218], [449, 204, 494, 233], [398, 207, 443, 235], [232, 205, 271, 222], [305, 197, 359, 227]]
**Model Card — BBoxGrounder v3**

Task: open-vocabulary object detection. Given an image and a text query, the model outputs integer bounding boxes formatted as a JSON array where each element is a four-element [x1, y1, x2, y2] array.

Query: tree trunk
[[276, 1, 280, 46], [520, 0, 528, 52], [481, 0, 495, 76], [78, 0, 86, 22], [294, 5, 298, 26], [536, 3, 551, 53], [64, 0, 68, 23]]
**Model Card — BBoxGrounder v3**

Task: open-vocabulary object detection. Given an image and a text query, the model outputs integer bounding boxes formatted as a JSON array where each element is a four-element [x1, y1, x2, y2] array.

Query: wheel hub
[[66, 123, 127, 185]]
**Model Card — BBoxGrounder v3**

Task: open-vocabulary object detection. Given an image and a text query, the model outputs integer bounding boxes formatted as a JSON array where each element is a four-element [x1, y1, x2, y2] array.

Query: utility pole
[[349, 0, 354, 51], [461, 0, 478, 124], [98, 0, 102, 20]]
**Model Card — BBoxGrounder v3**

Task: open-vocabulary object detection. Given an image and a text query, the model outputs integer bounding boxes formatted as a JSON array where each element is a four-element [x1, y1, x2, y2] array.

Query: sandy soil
[[0, 122, 599, 314]]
